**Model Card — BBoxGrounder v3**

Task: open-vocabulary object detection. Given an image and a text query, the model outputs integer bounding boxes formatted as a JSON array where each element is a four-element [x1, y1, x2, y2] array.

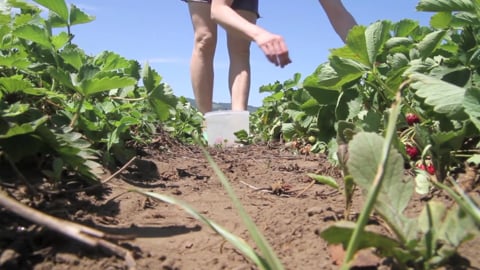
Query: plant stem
[[69, 95, 85, 128], [341, 90, 403, 269]]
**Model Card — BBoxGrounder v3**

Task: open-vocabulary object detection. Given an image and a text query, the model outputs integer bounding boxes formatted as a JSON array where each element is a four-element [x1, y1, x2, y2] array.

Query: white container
[[204, 110, 249, 146]]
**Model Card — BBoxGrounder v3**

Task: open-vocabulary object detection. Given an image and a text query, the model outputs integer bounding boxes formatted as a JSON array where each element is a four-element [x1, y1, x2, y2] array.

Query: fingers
[[258, 35, 291, 68]]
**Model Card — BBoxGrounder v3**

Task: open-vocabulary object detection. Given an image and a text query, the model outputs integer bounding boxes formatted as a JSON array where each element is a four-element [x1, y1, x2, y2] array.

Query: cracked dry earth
[[1, 136, 479, 270]]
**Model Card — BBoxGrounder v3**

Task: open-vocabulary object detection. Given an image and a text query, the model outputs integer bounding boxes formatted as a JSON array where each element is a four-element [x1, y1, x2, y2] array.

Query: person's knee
[[194, 31, 216, 54], [228, 42, 251, 59]]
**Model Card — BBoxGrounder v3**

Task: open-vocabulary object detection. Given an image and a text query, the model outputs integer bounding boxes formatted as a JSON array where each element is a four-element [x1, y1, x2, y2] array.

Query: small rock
[[307, 206, 324, 216]]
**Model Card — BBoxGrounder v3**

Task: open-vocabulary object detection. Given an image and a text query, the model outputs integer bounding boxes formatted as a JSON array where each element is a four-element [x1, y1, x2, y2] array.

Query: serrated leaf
[[0, 77, 33, 93], [438, 204, 477, 247], [463, 87, 480, 132], [81, 76, 137, 96], [47, 67, 77, 90], [60, 45, 85, 70], [329, 56, 368, 87], [0, 116, 48, 139], [416, 30, 446, 60], [416, 0, 475, 12], [410, 73, 466, 117], [365, 20, 390, 65], [149, 83, 177, 121], [51, 31, 69, 51], [393, 19, 419, 37], [347, 132, 416, 240], [0, 55, 30, 69], [69, 4, 95, 25], [430, 12, 452, 29], [345, 25, 370, 66], [13, 24, 52, 49], [305, 63, 342, 90], [33, 0, 68, 22]]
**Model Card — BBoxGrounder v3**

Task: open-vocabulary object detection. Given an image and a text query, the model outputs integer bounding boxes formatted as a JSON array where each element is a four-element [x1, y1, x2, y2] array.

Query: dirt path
[[1, 141, 479, 270]]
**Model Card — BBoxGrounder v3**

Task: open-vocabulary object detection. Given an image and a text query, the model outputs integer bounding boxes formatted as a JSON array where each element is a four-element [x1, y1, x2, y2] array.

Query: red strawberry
[[426, 164, 435, 175], [406, 145, 419, 159], [415, 161, 435, 175], [406, 113, 420, 126], [416, 163, 426, 170]]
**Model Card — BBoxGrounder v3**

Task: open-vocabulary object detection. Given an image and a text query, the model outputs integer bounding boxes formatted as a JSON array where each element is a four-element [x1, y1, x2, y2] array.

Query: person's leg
[[187, 2, 217, 114], [226, 9, 257, 111]]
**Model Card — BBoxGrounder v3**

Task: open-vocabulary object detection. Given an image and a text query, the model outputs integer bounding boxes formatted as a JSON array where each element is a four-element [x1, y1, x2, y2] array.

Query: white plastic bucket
[[204, 110, 249, 146]]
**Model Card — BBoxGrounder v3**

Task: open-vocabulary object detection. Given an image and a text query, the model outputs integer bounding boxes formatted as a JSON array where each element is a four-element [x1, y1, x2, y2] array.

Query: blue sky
[[66, 0, 433, 106]]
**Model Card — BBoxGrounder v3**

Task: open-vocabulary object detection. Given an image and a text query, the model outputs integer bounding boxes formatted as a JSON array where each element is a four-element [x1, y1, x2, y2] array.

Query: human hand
[[255, 32, 291, 68]]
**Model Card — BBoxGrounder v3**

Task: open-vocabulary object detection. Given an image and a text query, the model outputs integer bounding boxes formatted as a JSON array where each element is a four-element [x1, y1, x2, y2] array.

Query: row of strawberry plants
[[251, 0, 480, 268], [0, 0, 203, 183], [253, 0, 480, 180]]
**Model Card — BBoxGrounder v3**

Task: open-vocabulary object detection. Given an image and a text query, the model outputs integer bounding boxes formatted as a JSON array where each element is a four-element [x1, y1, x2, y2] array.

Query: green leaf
[[47, 67, 77, 90], [13, 24, 52, 49], [329, 56, 368, 85], [33, 0, 68, 22], [60, 45, 85, 71], [1, 102, 29, 117], [306, 173, 339, 189], [385, 37, 413, 50], [142, 62, 162, 92], [51, 31, 69, 51], [416, 30, 446, 60], [430, 12, 452, 29], [345, 25, 370, 66], [365, 20, 390, 66], [302, 78, 341, 105], [437, 204, 477, 247], [320, 221, 408, 260], [0, 55, 30, 69], [0, 76, 33, 93], [410, 73, 466, 117], [149, 83, 177, 121], [347, 132, 416, 241], [416, 0, 475, 12], [393, 19, 419, 37], [81, 76, 137, 96], [463, 87, 480, 132], [0, 116, 48, 139], [69, 4, 95, 25]]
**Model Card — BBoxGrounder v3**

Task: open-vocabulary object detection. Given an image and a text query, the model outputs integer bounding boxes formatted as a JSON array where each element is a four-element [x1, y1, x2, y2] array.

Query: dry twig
[[0, 190, 136, 269]]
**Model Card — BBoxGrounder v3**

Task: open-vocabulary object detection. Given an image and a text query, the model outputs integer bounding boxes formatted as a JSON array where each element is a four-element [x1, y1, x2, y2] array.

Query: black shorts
[[182, 0, 259, 17]]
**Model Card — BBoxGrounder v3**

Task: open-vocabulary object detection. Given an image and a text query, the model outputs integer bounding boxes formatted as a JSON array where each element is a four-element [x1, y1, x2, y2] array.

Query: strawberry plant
[[309, 0, 480, 268], [0, 0, 201, 183], [300, 0, 480, 182]]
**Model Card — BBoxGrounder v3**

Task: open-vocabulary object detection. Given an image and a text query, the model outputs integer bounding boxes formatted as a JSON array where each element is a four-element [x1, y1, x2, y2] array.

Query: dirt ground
[[1, 133, 479, 270]]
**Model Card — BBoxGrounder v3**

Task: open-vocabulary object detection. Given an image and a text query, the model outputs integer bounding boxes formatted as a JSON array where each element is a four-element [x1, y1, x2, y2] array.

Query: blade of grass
[[341, 90, 403, 269], [200, 146, 285, 270], [130, 189, 269, 268]]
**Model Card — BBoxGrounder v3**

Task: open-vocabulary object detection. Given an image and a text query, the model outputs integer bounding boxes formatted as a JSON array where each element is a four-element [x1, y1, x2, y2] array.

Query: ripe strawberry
[[426, 164, 435, 175], [415, 161, 435, 175], [406, 113, 420, 126], [405, 144, 419, 159]]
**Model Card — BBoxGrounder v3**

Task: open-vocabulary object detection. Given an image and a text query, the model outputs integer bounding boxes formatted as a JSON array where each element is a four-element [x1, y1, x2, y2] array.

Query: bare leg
[[187, 2, 217, 114], [226, 10, 257, 111]]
